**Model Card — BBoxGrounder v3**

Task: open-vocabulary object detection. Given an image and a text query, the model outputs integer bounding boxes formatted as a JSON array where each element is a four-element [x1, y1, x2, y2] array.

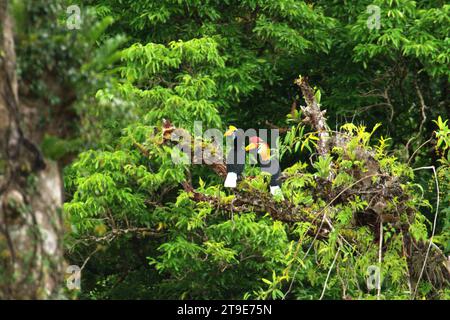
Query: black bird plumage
[[225, 129, 245, 181]]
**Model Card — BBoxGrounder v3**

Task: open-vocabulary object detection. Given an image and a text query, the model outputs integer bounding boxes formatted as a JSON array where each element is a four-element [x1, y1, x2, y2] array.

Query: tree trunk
[[0, 0, 64, 299], [294, 76, 330, 156]]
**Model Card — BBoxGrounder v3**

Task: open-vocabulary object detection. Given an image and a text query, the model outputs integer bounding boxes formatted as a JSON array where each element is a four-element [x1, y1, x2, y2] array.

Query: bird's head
[[224, 125, 238, 138], [245, 136, 262, 151], [246, 136, 270, 161]]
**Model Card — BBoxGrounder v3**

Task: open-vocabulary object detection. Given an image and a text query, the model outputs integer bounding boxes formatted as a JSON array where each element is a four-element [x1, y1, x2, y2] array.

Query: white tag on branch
[[270, 185, 284, 200], [224, 172, 237, 188]]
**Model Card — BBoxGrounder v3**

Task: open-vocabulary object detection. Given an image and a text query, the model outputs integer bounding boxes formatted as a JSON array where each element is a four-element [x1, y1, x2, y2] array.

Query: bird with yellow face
[[223, 125, 283, 197], [223, 125, 245, 188], [245, 136, 283, 197], [245, 136, 270, 161]]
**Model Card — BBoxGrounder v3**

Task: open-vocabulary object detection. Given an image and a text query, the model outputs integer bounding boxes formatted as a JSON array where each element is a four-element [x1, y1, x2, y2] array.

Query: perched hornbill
[[245, 136, 283, 197], [223, 125, 245, 188]]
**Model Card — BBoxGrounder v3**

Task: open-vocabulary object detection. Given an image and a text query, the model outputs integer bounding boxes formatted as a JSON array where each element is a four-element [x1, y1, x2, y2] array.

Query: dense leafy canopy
[[9, 0, 449, 299]]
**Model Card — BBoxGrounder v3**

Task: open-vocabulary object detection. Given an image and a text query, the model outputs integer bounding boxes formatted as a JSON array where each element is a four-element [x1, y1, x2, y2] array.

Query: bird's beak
[[224, 128, 234, 137], [245, 143, 257, 151]]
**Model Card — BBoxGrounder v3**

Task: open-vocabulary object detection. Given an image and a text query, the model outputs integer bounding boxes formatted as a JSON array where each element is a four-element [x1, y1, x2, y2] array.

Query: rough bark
[[294, 76, 330, 156], [0, 0, 64, 299]]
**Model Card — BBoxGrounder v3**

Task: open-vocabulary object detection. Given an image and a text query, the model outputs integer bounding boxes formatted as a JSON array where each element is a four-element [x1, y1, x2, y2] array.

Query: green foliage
[[432, 117, 450, 253], [312, 155, 333, 179], [48, 0, 450, 300], [65, 110, 449, 299]]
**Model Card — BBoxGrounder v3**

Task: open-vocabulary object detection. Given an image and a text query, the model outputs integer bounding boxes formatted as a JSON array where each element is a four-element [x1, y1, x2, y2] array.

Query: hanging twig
[[377, 221, 383, 300], [412, 166, 440, 299], [284, 210, 330, 299], [320, 247, 340, 300], [80, 247, 101, 271], [407, 138, 432, 165], [405, 80, 428, 155]]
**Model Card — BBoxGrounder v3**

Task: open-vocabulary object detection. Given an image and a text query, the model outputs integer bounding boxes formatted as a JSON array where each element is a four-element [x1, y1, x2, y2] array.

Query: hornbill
[[245, 136, 283, 197], [223, 125, 245, 188]]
